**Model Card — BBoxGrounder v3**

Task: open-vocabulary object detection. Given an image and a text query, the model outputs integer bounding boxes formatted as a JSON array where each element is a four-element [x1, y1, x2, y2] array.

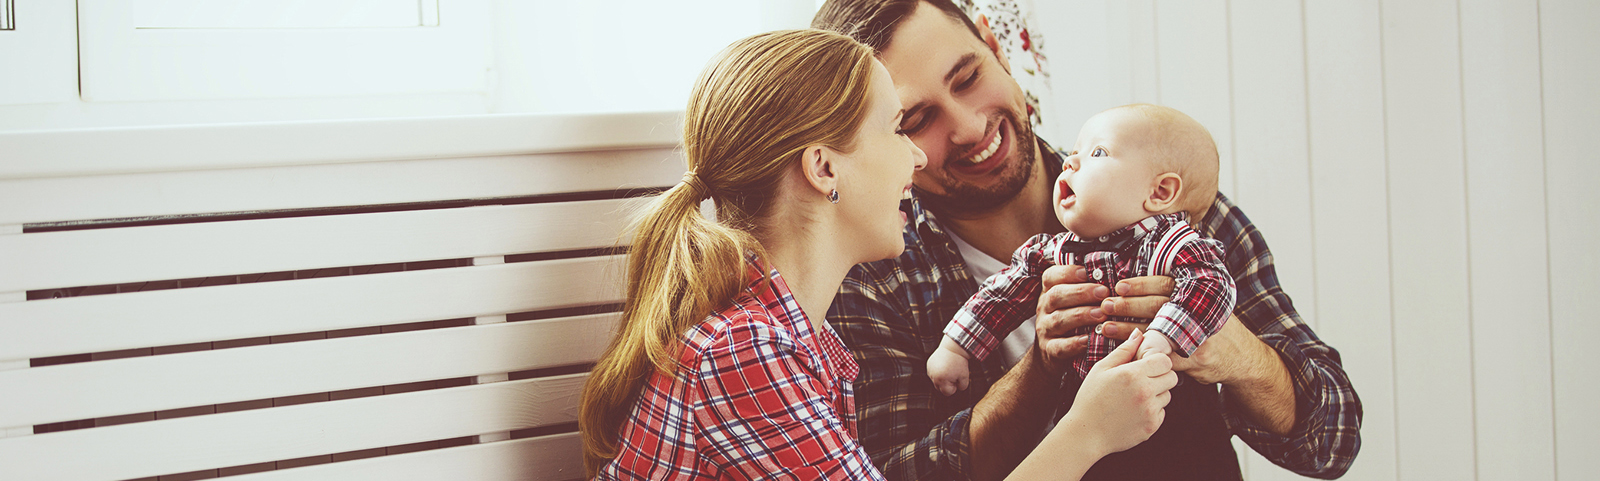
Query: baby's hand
[[927, 336, 973, 396], [1137, 330, 1176, 360]]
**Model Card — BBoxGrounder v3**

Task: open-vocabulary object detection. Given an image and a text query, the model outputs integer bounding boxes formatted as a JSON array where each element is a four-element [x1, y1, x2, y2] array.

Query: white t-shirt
[[949, 231, 1036, 370]]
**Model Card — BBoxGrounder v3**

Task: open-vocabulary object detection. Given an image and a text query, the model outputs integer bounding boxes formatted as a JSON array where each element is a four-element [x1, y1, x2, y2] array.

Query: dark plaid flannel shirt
[[826, 146, 1362, 480]]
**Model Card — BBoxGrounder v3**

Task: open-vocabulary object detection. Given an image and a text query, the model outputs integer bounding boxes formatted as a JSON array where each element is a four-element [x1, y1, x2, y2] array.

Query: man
[[814, 1, 1362, 480]]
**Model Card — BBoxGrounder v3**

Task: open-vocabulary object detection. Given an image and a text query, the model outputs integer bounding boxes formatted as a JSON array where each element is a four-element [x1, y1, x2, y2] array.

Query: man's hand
[[1100, 314, 1271, 386], [1099, 313, 1298, 435], [1034, 265, 1103, 371], [1035, 268, 1177, 371]]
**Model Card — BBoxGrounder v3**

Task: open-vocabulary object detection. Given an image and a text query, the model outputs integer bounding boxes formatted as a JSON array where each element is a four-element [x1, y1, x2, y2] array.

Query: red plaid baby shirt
[[943, 212, 1236, 380]]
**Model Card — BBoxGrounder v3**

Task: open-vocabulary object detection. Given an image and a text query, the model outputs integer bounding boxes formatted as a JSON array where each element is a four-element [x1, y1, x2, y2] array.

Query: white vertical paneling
[[1228, 0, 1317, 344], [1461, 1, 1554, 480], [1100, 0, 1137, 111], [1153, 0, 1234, 199], [1032, 0, 1118, 139], [1039, 1, 1598, 479], [1125, 0, 1159, 103], [1030, 0, 1107, 138], [1382, 0, 1477, 479], [1228, 1, 1313, 478], [1541, 1, 1600, 479], [1303, 0, 1395, 479]]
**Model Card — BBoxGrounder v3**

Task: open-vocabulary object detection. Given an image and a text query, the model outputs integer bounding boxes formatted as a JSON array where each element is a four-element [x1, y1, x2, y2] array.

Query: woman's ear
[[800, 145, 839, 200], [974, 14, 1012, 75], [1145, 173, 1183, 213]]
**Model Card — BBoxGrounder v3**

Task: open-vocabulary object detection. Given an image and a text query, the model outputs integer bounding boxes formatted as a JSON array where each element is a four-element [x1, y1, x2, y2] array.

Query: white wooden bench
[[0, 111, 685, 480]]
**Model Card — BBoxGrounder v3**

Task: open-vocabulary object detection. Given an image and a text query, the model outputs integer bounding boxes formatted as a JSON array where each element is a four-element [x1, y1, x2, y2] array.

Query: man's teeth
[[967, 132, 1002, 164]]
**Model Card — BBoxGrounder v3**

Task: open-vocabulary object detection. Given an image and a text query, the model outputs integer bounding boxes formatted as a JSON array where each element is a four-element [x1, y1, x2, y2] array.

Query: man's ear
[[1145, 173, 1182, 213], [800, 145, 839, 200], [974, 14, 1012, 75]]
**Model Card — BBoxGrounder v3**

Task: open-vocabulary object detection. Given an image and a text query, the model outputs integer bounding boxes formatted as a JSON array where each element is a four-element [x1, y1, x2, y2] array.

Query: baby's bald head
[[1103, 104, 1219, 220]]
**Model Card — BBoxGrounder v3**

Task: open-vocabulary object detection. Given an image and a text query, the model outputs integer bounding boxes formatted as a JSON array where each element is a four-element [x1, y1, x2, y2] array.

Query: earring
[[828, 189, 840, 204]]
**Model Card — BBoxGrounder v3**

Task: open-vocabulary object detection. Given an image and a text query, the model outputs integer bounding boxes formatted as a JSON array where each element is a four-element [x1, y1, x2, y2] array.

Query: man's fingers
[[1166, 351, 1198, 370], [1043, 333, 1094, 359], [1096, 320, 1148, 341], [1039, 282, 1111, 315], [1101, 294, 1169, 320], [1114, 275, 1176, 297], [1041, 264, 1089, 289], [1040, 306, 1105, 337]]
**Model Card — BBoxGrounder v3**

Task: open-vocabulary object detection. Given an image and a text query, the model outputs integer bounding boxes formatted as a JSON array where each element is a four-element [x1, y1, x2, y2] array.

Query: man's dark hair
[[812, 0, 983, 53]]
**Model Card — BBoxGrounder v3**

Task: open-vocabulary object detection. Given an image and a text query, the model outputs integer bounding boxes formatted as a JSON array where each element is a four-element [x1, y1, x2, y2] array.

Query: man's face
[[877, 2, 1037, 217]]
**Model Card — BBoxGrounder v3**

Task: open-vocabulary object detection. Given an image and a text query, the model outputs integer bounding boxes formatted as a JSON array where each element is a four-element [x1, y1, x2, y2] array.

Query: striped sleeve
[[944, 233, 1056, 361], [1145, 224, 1235, 357]]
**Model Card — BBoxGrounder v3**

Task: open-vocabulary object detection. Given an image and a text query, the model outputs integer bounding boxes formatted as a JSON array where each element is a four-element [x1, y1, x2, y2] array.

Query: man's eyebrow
[[944, 53, 979, 83]]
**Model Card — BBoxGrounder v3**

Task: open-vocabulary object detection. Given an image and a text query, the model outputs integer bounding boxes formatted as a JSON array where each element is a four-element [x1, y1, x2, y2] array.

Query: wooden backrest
[[0, 112, 685, 480]]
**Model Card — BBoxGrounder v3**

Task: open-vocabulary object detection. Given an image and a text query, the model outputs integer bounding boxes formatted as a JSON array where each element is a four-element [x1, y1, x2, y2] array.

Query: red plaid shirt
[[598, 264, 884, 480], [945, 212, 1236, 380]]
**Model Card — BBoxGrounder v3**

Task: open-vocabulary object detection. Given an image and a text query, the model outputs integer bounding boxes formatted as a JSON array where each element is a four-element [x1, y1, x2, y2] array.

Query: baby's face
[[1056, 110, 1162, 239]]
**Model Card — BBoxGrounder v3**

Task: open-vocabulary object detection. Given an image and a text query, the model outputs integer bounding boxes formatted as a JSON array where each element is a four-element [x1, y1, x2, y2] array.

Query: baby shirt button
[[1091, 269, 1104, 281]]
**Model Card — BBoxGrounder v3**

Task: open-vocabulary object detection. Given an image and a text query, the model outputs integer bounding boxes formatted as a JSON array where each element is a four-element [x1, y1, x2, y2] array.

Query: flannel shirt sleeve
[[830, 267, 978, 480], [944, 234, 1055, 361], [1207, 194, 1362, 479], [1147, 236, 1236, 357], [694, 320, 884, 480]]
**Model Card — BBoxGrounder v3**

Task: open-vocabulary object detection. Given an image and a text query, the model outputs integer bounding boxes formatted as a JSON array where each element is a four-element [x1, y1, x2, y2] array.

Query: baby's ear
[[1145, 173, 1183, 213]]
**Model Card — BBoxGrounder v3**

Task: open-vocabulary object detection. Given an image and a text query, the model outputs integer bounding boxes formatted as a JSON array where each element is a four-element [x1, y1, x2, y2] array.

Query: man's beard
[[916, 114, 1038, 219]]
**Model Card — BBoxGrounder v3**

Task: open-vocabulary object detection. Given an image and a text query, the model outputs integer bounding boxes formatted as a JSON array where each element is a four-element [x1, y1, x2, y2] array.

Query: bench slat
[[0, 314, 615, 427], [231, 433, 584, 481], [0, 198, 638, 292], [0, 375, 585, 481], [0, 256, 623, 361], [0, 149, 682, 226], [0, 111, 682, 180]]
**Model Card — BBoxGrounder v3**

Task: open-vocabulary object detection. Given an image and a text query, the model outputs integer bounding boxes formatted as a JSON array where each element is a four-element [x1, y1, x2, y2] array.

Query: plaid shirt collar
[[753, 260, 860, 383]]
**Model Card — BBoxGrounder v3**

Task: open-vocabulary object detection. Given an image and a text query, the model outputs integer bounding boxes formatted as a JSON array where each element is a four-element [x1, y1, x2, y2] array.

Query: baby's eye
[[1091, 147, 1107, 157]]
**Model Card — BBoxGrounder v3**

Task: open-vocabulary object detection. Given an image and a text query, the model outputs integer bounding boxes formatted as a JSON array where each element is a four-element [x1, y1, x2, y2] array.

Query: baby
[[928, 104, 1236, 394]]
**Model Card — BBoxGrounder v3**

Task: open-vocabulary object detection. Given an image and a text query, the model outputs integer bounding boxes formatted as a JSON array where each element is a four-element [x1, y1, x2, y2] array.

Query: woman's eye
[[1092, 147, 1107, 157]]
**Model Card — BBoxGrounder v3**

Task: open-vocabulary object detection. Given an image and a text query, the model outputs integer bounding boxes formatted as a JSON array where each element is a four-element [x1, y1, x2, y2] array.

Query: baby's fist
[[1138, 330, 1176, 360], [927, 338, 973, 396]]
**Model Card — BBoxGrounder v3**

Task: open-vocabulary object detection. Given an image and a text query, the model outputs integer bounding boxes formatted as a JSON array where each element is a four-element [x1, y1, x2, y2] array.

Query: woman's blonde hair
[[579, 29, 878, 475]]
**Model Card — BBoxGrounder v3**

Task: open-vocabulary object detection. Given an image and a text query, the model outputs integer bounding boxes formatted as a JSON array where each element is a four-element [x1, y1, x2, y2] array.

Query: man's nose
[[947, 102, 988, 147]]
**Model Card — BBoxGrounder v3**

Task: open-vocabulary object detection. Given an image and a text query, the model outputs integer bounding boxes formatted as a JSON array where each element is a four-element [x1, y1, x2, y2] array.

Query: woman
[[579, 29, 1176, 480]]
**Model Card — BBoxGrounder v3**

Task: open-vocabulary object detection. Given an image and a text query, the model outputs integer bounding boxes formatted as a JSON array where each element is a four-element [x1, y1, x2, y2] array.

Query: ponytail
[[577, 29, 876, 476], [578, 175, 761, 474]]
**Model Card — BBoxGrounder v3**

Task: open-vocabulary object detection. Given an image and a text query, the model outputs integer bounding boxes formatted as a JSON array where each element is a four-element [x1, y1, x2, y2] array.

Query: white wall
[[5, 0, 1597, 479], [1031, 1, 1600, 480], [0, 0, 814, 132]]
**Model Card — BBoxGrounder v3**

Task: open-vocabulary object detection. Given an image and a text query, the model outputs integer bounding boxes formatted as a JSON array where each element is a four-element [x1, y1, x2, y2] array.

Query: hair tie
[[680, 171, 711, 201]]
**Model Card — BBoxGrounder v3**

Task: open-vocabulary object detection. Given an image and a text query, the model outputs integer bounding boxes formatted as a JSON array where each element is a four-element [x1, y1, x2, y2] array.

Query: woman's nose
[[911, 143, 929, 171]]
